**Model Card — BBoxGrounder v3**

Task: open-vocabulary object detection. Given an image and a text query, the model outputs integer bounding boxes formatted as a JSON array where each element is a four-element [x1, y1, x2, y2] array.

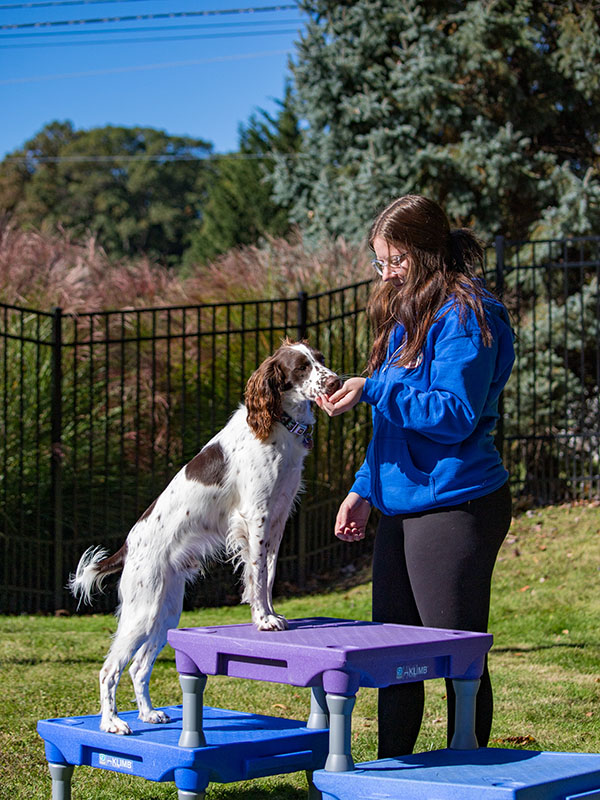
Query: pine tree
[[273, 0, 600, 243]]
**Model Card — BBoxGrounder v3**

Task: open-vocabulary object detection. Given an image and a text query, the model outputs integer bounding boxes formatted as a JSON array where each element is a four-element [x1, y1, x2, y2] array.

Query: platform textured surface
[[38, 704, 328, 789], [313, 748, 600, 799], [168, 616, 492, 690]]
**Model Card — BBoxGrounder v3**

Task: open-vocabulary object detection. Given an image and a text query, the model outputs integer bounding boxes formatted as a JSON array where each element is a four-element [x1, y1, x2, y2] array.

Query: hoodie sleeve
[[360, 328, 500, 444], [349, 457, 372, 502]]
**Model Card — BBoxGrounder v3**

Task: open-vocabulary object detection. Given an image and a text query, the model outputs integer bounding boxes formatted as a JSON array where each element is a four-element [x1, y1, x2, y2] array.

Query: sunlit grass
[[1, 503, 599, 798]]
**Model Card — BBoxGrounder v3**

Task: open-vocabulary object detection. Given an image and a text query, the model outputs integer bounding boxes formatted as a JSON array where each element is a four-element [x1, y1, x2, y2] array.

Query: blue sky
[[0, 0, 305, 159]]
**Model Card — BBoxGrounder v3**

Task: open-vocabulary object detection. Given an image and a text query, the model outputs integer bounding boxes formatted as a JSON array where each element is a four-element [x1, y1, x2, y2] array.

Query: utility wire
[[0, 17, 304, 37], [0, 47, 290, 83], [0, 26, 299, 46], [0, 0, 180, 9], [0, 4, 298, 30], [2, 152, 297, 162]]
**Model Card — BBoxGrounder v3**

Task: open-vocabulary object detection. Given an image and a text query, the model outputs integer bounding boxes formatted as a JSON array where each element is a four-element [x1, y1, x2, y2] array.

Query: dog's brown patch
[[276, 348, 311, 389], [185, 442, 227, 486], [97, 542, 128, 576]]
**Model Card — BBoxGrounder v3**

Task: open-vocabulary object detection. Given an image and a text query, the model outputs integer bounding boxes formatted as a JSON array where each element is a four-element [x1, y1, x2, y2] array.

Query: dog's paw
[[255, 613, 289, 631], [141, 709, 171, 724], [100, 717, 132, 735]]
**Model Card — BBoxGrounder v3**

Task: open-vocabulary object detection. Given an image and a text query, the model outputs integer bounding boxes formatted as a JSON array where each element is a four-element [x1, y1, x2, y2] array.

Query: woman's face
[[372, 235, 412, 289]]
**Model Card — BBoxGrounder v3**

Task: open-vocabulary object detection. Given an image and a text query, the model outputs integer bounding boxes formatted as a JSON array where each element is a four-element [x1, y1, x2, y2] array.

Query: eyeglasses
[[371, 253, 408, 276]]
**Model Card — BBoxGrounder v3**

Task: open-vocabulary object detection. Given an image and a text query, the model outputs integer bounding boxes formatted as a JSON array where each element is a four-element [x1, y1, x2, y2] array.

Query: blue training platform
[[312, 748, 600, 800], [37, 704, 328, 795]]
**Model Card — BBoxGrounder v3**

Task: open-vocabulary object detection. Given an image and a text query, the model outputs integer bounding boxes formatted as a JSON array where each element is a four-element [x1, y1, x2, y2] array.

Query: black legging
[[372, 481, 512, 757]]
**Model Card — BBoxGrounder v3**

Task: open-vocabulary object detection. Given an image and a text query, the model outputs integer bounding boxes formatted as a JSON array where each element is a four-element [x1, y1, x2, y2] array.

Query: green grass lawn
[[1, 502, 599, 799]]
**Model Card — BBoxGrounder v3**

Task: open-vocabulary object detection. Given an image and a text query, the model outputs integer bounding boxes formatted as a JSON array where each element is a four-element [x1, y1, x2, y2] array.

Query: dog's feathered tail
[[68, 543, 127, 608]]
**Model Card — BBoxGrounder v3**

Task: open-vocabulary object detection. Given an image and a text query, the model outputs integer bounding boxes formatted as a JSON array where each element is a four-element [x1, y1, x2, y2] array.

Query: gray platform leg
[[178, 672, 208, 748], [324, 693, 355, 772], [49, 763, 74, 800], [450, 678, 480, 750], [178, 790, 206, 800], [307, 686, 329, 729]]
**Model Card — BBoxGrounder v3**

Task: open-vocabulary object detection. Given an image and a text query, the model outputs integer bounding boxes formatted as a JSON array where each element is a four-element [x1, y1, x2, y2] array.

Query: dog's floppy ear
[[245, 356, 286, 440]]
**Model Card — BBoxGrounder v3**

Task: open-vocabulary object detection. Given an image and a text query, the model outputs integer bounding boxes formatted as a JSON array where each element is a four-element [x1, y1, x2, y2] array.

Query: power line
[[0, 0, 179, 9], [0, 26, 299, 46], [2, 152, 291, 162], [0, 4, 298, 30], [0, 47, 290, 83], [0, 17, 304, 37], [5, 155, 212, 162]]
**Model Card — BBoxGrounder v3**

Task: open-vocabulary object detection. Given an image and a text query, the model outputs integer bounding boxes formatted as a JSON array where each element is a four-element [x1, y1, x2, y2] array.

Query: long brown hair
[[367, 195, 492, 373]]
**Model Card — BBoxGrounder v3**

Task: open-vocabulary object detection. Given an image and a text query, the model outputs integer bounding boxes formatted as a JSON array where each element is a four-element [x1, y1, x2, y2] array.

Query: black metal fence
[[1, 284, 374, 613], [1, 236, 599, 614], [494, 235, 600, 505]]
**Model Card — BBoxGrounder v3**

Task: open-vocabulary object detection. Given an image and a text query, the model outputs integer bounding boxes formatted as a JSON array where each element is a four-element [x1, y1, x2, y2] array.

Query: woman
[[317, 194, 514, 757]]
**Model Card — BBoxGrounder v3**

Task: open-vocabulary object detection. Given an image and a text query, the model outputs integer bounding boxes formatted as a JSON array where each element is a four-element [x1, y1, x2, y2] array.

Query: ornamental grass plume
[[184, 232, 371, 303], [0, 218, 187, 312], [0, 218, 371, 312]]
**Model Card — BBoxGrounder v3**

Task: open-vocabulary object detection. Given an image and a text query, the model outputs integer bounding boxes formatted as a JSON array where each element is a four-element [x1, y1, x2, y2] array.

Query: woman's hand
[[316, 377, 366, 417], [334, 492, 371, 542]]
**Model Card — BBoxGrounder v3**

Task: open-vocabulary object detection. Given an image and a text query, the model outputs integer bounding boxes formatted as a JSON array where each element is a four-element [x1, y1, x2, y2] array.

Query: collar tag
[[278, 412, 312, 448]]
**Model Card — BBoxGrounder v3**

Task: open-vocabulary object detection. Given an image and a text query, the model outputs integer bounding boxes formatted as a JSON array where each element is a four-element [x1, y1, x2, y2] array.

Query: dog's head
[[245, 339, 342, 440]]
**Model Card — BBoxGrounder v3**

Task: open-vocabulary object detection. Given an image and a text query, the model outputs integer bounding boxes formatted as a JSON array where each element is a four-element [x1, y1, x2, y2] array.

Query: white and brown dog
[[69, 340, 341, 734]]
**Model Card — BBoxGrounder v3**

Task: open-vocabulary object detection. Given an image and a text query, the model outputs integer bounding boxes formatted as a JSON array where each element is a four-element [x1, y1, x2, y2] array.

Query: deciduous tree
[[0, 123, 212, 264]]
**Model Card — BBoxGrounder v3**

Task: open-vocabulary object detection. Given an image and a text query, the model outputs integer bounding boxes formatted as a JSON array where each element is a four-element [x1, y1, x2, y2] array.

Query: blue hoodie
[[351, 294, 515, 515]]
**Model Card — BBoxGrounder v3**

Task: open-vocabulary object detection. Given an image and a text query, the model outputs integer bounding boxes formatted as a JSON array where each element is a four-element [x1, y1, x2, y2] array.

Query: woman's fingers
[[334, 493, 370, 541], [336, 529, 365, 542], [329, 377, 365, 404], [326, 384, 352, 404], [317, 378, 366, 416]]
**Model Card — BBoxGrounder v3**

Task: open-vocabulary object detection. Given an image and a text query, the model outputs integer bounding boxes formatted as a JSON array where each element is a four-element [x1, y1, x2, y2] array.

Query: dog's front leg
[[242, 515, 288, 631], [265, 517, 287, 626]]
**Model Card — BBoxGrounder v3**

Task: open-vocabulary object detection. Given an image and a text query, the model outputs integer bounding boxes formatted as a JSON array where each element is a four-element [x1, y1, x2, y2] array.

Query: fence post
[[296, 291, 309, 585], [297, 291, 308, 341], [297, 510, 307, 589], [51, 307, 64, 611], [494, 235, 506, 298], [494, 236, 506, 459]]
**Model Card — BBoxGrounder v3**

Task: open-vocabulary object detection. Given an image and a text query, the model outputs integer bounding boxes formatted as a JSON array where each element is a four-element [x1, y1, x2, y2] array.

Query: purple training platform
[[167, 616, 492, 695]]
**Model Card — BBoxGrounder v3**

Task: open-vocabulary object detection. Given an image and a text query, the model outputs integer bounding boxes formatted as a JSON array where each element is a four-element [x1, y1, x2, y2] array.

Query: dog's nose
[[325, 376, 343, 395]]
